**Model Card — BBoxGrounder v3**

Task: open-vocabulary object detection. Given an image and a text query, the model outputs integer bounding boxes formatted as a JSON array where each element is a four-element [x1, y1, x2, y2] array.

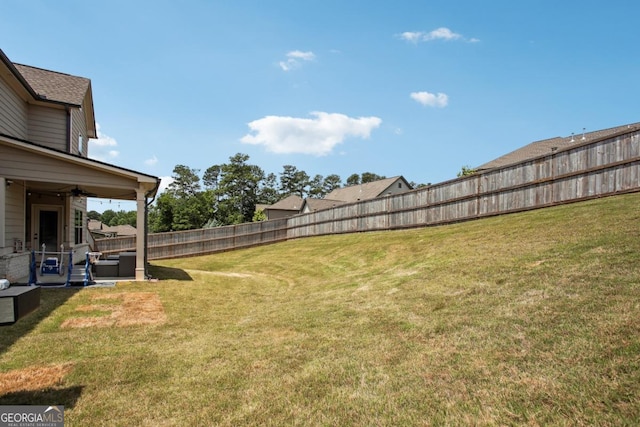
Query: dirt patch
[[528, 260, 546, 267], [61, 292, 166, 329], [0, 363, 74, 395]]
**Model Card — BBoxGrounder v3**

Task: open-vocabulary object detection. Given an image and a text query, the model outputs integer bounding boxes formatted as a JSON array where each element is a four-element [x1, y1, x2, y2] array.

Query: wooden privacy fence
[[95, 128, 640, 259], [95, 218, 289, 259]]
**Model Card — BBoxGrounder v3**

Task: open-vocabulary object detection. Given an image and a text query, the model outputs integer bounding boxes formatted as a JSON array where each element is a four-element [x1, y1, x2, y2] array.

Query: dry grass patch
[[0, 363, 74, 394], [61, 292, 166, 328]]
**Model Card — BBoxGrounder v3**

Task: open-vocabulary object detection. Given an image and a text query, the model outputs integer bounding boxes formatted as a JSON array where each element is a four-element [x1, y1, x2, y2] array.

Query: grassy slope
[[1, 193, 639, 425]]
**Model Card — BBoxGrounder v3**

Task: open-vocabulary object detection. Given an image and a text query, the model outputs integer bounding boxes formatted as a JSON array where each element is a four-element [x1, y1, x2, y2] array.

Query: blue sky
[[1, 1, 639, 212]]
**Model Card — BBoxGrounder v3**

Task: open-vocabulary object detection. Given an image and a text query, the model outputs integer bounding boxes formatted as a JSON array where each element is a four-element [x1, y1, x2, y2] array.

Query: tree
[[149, 192, 176, 232], [150, 165, 209, 231], [361, 172, 385, 183], [168, 164, 201, 197], [253, 209, 267, 222], [322, 174, 342, 195], [258, 173, 280, 204], [279, 165, 310, 197], [214, 153, 265, 225], [457, 165, 477, 177], [308, 174, 325, 199], [87, 210, 101, 221], [346, 173, 360, 186], [202, 164, 221, 190], [346, 172, 385, 186], [101, 209, 117, 226], [110, 210, 137, 227]]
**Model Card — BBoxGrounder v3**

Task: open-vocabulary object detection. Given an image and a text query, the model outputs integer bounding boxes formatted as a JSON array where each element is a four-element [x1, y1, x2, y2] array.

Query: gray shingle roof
[[324, 176, 409, 203], [267, 194, 304, 211], [13, 63, 91, 106], [303, 198, 346, 212], [477, 122, 640, 171]]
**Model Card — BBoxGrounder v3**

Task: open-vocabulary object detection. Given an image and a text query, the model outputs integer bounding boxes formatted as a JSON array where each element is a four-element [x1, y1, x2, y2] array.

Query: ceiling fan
[[70, 186, 97, 197]]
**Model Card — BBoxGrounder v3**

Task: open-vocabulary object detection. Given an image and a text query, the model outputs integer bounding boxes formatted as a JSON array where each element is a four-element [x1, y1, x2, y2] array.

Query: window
[[74, 210, 83, 244], [78, 133, 83, 155], [398, 182, 402, 188]]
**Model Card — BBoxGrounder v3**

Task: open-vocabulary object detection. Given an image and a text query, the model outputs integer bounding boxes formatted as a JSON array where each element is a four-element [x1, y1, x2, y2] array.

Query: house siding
[[70, 107, 87, 156], [65, 195, 87, 247], [381, 179, 411, 197], [27, 104, 68, 150], [0, 73, 28, 139]]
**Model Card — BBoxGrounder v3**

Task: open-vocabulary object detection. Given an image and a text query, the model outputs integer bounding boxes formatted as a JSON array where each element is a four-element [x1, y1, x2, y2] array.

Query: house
[[262, 194, 303, 220], [323, 176, 412, 204], [88, 220, 137, 238], [300, 198, 346, 214], [0, 49, 160, 282], [476, 122, 640, 171]]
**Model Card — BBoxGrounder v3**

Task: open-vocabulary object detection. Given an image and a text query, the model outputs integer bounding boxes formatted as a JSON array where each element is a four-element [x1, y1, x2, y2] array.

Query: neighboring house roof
[[301, 198, 346, 212], [266, 194, 304, 211], [324, 176, 412, 203], [106, 224, 137, 236], [13, 64, 91, 107], [88, 219, 103, 230], [88, 220, 137, 237], [477, 122, 640, 171]]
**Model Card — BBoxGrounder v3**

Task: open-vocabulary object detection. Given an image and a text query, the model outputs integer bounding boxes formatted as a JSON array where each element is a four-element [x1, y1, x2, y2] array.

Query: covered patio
[[0, 133, 160, 283]]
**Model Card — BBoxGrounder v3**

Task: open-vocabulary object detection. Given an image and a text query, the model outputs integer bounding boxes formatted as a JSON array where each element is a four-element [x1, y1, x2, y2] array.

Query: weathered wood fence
[[95, 128, 640, 260]]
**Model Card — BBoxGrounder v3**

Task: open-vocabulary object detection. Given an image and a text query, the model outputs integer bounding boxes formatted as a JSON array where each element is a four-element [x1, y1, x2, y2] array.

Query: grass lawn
[[1, 193, 640, 426]]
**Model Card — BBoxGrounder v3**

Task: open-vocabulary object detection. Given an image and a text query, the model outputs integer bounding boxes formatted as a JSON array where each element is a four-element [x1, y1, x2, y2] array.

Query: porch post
[[135, 187, 146, 281], [0, 178, 5, 248]]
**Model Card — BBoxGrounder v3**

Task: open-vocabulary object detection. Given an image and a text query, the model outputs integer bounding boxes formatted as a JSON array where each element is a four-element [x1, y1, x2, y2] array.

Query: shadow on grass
[[0, 288, 79, 357], [147, 264, 193, 281], [0, 385, 84, 407]]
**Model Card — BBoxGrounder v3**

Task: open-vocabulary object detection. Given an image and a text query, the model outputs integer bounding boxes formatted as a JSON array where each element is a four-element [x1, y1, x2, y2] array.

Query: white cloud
[[279, 50, 315, 71], [425, 27, 462, 41], [88, 123, 119, 162], [288, 50, 315, 61], [399, 31, 424, 43], [145, 155, 158, 166], [398, 27, 478, 43], [411, 91, 449, 108], [240, 112, 382, 156]]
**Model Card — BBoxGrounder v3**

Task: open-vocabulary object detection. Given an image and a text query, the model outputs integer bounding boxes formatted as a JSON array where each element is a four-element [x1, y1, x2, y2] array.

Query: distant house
[[88, 220, 137, 238], [300, 176, 413, 214], [323, 176, 412, 203], [300, 198, 346, 214], [262, 195, 304, 220], [476, 122, 640, 171]]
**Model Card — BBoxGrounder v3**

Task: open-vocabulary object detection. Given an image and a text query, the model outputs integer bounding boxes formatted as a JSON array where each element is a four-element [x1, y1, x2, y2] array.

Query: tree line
[[147, 152, 417, 232]]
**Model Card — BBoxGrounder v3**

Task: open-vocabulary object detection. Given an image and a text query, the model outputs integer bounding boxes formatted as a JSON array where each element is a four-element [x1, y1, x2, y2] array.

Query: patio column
[[135, 187, 146, 281]]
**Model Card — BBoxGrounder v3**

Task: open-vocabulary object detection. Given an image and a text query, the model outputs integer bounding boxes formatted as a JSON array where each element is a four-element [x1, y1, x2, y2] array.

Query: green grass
[[2, 193, 640, 426]]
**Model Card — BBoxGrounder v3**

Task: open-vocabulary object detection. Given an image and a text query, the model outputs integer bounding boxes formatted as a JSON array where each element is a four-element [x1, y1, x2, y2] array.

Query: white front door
[[32, 205, 63, 252]]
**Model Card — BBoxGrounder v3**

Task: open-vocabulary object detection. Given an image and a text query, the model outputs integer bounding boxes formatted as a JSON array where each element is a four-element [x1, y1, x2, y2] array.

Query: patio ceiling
[[0, 134, 159, 201]]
